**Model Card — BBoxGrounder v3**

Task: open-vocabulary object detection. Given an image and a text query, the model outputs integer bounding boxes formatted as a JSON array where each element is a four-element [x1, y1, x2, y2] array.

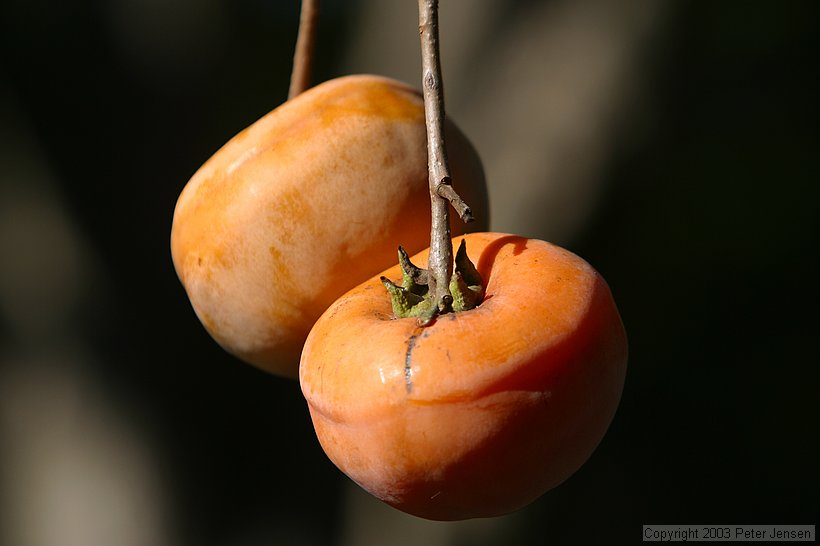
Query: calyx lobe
[[381, 239, 484, 324]]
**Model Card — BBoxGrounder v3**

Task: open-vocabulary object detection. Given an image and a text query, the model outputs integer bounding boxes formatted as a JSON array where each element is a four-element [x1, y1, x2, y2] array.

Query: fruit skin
[[171, 75, 487, 377], [300, 232, 627, 520]]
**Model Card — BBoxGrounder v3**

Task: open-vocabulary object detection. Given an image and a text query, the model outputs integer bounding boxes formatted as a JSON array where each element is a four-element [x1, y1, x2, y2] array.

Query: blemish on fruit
[[404, 333, 418, 393]]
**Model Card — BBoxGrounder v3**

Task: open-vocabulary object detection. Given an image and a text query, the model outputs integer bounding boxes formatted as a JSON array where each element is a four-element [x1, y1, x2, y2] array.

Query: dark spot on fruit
[[404, 334, 418, 393]]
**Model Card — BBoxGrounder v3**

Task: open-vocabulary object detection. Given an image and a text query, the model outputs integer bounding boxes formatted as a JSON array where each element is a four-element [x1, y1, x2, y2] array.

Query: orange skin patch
[[300, 232, 628, 520], [171, 75, 488, 377]]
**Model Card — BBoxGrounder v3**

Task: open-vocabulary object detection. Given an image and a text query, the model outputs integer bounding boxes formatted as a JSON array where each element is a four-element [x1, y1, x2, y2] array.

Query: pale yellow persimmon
[[171, 75, 487, 377], [300, 232, 627, 520]]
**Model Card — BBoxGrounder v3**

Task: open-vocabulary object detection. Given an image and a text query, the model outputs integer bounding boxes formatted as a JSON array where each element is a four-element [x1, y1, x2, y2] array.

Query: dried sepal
[[383, 241, 484, 322]]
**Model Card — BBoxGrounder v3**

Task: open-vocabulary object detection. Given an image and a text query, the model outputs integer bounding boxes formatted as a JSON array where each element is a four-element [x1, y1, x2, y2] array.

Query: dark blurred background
[[0, 0, 817, 545]]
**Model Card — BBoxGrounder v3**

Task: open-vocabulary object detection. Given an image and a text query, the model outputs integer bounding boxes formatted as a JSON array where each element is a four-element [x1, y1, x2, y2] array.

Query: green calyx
[[380, 239, 484, 324]]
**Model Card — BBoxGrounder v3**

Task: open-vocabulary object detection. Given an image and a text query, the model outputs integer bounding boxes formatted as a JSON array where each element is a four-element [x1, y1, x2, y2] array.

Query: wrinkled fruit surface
[[171, 75, 487, 377], [300, 232, 627, 520]]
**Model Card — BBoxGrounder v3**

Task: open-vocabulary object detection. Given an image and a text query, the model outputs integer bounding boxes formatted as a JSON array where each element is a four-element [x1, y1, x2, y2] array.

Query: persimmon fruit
[[171, 74, 487, 377], [300, 232, 627, 520]]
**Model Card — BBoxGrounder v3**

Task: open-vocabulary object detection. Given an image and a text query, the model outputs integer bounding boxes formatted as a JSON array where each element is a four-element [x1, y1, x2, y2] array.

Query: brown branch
[[418, 0, 451, 318], [418, 0, 473, 322], [288, 0, 320, 99], [437, 183, 474, 223]]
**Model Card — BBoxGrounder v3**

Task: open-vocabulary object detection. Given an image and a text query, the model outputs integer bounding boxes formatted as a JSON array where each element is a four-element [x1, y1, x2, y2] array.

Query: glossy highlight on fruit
[[171, 75, 487, 377], [300, 232, 627, 520]]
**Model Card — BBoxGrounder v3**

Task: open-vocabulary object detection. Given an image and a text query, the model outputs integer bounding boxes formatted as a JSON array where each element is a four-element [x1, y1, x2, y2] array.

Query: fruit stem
[[417, 0, 473, 321], [288, 0, 320, 99]]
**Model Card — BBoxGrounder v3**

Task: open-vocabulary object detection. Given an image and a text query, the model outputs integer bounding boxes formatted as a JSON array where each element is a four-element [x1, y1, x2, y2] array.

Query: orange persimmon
[[300, 232, 627, 520], [171, 75, 487, 377]]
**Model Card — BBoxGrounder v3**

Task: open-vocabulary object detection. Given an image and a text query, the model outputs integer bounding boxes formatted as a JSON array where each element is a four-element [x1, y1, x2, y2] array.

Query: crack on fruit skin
[[405, 334, 418, 393]]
